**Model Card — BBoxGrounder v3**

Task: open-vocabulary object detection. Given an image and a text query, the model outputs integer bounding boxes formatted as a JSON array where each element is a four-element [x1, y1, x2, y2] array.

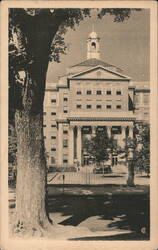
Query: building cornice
[[68, 78, 130, 81], [67, 117, 136, 122]]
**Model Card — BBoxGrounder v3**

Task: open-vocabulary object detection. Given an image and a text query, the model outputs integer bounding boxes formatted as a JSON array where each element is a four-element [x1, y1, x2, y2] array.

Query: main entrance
[[66, 122, 134, 167]]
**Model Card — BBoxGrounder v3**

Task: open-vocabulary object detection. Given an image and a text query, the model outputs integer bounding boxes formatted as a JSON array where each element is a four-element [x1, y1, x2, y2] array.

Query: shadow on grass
[[48, 191, 150, 240]]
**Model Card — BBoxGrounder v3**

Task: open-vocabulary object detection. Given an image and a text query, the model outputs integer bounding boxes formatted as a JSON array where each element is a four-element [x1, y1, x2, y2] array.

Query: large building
[[44, 31, 150, 167]]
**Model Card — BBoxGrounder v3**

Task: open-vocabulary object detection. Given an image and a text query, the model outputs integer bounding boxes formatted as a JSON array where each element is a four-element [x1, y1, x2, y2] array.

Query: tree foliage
[[123, 123, 150, 174], [83, 128, 117, 165], [134, 123, 150, 175]]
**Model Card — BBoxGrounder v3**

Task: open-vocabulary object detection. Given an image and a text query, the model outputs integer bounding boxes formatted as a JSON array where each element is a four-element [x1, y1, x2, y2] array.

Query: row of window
[[51, 140, 68, 151], [76, 104, 122, 109], [76, 90, 122, 95], [51, 97, 68, 103], [43, 112, 57, 116], [44, 110, 68, 115], [44, 124, 56, 128], [50, 157, 68, 164]]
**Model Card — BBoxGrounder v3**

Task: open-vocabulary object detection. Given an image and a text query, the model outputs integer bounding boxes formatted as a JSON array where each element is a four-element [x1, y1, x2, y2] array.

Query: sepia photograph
[[0, 1, 158, 250]]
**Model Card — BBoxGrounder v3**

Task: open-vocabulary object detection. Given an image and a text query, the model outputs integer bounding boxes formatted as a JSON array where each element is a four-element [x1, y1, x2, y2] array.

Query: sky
[[46, 9, 150, 83]]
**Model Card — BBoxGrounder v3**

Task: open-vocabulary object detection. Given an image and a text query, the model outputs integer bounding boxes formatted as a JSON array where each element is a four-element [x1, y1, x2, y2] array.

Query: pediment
[[70, 66, 130, 80]]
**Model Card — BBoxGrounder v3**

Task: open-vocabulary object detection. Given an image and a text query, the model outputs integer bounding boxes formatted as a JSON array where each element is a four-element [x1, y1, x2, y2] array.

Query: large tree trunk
[[10, 9, 63, 236], [13, 110, 51, 236], [127, 160, 135, 187]]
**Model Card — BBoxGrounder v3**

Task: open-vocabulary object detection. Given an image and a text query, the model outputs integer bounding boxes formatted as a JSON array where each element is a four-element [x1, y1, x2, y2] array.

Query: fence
[[47, 165, 128, 185]]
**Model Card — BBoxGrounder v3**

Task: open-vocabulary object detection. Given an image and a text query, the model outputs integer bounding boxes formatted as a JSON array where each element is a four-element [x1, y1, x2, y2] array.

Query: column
[[129, 125, 133, 139], [106, 126, 111, 137], [69, 125, 74, 165], [77, 126, 82, 165], [121, 126, 126, 148], [57, 123, 63, 166], [91, 126, 97, 137]]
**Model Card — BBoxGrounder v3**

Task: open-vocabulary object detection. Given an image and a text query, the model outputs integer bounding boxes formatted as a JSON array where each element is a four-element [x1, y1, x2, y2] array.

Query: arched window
[[91, 42, 96, 48]]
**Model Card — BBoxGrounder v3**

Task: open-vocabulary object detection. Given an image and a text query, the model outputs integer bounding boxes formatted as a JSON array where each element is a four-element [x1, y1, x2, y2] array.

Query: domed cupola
[[87, 30, 100, 59]]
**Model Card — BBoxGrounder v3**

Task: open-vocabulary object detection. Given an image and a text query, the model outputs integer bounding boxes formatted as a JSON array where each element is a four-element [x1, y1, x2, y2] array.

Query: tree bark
[[10, 9, 64, 235], [13, 110, 51, 235], [127, 160, 135, 187]]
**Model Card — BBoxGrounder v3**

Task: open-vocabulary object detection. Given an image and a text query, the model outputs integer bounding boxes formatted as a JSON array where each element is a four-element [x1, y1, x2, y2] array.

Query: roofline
[[70, 58, 118, 69], [69, 65, 130, 79]]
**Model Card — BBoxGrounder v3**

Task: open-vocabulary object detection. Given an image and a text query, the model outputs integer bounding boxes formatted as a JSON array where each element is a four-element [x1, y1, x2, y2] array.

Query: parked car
[[93, 165, 112, 174]]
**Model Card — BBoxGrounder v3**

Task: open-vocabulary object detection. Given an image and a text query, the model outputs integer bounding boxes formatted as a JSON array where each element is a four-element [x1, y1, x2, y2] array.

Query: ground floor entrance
[[56, 120, 134, 167]]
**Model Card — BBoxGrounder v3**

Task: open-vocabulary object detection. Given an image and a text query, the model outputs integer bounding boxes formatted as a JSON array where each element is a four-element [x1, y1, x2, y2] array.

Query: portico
[[57, 115, 135, 166]]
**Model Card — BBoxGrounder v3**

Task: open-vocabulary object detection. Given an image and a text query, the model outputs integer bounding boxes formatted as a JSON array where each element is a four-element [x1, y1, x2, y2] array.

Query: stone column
[[69, 125, 74, 166], [106, 126, 111, 137], [121, 126, 126, 148], [129, 125, 133, 139], [77, 126, 82, 165], [91, 126, 97, 137], [58, 123, 63, 166]]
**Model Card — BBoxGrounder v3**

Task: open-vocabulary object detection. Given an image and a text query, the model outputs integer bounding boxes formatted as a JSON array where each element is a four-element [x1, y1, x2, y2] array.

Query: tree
[[9, 8, 139, 236], [124, 123, 150, 186], [83, 128, 117, 166], [134, 123, 150, 176]]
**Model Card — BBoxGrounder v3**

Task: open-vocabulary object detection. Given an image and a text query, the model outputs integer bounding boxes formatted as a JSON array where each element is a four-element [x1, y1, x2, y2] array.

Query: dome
[[89, 31, 98, 39]]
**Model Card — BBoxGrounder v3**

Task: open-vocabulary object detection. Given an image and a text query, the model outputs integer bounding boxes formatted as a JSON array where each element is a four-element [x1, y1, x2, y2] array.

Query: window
[[91, 42, 96, 48], [87, 90, 92, 95], [63, 97, 68, 101], [96, 105, 102, 109], [44, 136, 46, 139], [63, 159, 68, 163], [63, 130, 68, 134], [51, 99, 56, 103], [87, 105, 92, 109], [112, 126, 122, 135], [96, 90, 102, 95], [63, 139, 68, 147], [116, 91, 122, 95], [116, 105, 122, 109], [76, 104, 82, 109], [107, 90, 111, 95], [63, 110, 68, 113], [51, 112, 56, 115], [43, 112, 46, 115], [43, 124, 47, 127], [51, 124, 56, 128], [106, 105, 111, 109], [76, 91, 82, 95], [51, 148, 56, 151], [51, 136, 56, 139]]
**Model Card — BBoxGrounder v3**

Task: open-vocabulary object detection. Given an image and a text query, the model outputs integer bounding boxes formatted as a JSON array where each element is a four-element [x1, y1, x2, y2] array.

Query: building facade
[[44, 31, 150, 167]]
